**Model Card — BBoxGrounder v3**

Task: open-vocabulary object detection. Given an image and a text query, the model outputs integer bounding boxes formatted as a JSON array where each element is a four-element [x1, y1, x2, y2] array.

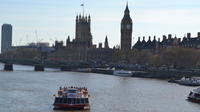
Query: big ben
[[121, 3, 132, 51]]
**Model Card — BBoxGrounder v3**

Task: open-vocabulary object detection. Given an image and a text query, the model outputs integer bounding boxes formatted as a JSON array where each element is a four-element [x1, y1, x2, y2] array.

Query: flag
[[81, 4, 84, 6]]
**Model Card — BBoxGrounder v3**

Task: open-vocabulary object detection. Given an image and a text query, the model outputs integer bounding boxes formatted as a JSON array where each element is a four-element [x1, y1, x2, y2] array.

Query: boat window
[[85, 98, 89, 103], [68, 98, 72, 104], [68, 90, 77, 93], [64, 98, 67, 103], [195, 93, 200, 97], [54, 98, 59, 103], [81, 98, 84, 104], [77, 99, 80, 104], [71, 98, 75, 104]]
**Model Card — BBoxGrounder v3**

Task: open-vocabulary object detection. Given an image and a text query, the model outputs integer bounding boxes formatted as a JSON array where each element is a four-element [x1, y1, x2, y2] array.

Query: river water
[[0, 63, 199, 112]]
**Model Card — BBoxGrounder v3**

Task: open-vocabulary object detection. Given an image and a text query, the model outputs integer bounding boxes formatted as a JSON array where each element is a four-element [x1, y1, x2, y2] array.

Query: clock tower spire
[[120, 3, 132, 51]]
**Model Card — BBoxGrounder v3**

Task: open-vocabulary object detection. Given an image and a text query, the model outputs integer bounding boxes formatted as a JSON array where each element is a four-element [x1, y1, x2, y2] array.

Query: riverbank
[[1, 59, 200, 79], [78, 68, 200, 79]]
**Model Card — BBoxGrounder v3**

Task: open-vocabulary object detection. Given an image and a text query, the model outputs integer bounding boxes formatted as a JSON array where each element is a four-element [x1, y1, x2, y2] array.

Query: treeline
[[0, 48, 40, 60], [112, 47, 200, 69]]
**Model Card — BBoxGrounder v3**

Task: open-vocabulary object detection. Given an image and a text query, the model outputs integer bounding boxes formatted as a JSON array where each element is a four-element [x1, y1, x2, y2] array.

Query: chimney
[[187, 33, 191, 38]]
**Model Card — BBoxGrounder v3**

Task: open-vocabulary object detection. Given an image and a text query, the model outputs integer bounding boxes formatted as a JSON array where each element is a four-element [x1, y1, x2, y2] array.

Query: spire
[[104, 35, 109, 49], [76, 14, 78, 22], [66, 36, 70, 46], [67, 36, 70, 43], [142, 36, 145, 42], [125, 2, 130, 15], [88, 14, 91, 23], [154, 36, 156, 40], [148, 36, 151, 41], [138, 37, 141, 42]]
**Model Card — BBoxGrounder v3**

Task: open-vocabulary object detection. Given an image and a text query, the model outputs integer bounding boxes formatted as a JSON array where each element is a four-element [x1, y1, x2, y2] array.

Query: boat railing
[[54, 97, 89, 104]]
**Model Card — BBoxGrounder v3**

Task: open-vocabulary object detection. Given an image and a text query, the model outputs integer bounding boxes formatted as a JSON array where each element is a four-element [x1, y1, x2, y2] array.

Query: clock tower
[[121, 3, 132, 51]]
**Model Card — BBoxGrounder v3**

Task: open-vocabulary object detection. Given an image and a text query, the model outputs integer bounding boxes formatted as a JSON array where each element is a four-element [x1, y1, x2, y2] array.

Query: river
[[0, 63, 199, 112]]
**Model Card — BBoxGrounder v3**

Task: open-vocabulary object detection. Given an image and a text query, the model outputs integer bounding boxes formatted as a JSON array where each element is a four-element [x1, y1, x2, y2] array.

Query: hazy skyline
[[1, 0, 200, 48]]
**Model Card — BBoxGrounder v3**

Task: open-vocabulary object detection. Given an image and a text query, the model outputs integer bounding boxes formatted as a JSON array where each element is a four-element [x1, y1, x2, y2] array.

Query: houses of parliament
[[2, 3, 200, 63], [50, 4, 133, 62], [51, 3, 200, 62]]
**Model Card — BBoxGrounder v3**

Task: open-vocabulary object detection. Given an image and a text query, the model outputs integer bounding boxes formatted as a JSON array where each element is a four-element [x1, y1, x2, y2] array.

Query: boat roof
[[194, 87, 200, 93]]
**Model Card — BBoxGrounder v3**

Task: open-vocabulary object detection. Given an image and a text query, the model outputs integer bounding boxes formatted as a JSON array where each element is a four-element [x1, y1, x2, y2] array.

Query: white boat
[[113, 70, 132, 77], [188, 87, 200, 103], [178, 77, 200, 86]]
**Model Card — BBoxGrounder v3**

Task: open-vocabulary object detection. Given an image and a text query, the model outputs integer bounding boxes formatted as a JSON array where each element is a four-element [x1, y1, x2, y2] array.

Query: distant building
[[133, 32, 200, 51], [1, 24, 12, 53], [121, 3, 133, 51], [50, 14, 114, 62]]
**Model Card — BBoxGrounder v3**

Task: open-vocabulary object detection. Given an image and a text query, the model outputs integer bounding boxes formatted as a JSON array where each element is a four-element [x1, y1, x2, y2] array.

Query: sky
[[1, 0, 200, 48]]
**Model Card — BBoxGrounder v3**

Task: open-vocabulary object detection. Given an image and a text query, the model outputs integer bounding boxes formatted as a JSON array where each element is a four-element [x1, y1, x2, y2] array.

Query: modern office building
[[1, 24, 12, 53]]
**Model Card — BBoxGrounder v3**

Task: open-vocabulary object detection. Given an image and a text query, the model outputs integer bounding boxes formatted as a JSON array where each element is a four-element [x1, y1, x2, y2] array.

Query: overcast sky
[[1, 0, 200, 48]]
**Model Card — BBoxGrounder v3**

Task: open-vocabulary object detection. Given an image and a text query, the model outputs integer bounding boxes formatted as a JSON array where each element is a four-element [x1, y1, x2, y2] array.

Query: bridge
[[0, 58, 91, 71]]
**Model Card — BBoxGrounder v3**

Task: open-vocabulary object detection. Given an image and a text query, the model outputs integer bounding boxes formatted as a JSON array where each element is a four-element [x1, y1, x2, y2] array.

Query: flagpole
[[81, 4, 84, 16], [83, 4, 84, 16]]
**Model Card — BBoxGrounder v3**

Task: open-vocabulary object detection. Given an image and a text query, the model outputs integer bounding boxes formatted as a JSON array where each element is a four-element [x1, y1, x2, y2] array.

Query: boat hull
[[187, 97, 200, 103], [53, 103, 90, 110]]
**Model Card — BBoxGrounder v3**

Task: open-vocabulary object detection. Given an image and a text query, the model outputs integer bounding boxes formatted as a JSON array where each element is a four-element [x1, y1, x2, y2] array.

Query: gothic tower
[[75, 14, 92, 47], [120, 3, 132, 51], [104, 36, 109, 49]]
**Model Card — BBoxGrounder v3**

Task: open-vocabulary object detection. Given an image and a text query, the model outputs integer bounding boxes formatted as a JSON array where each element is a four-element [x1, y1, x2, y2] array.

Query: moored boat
[[53, 87, 90, 110], [113, 70, 132, 77], [178, 77, 200, 86], [187, 87, 200, 103]]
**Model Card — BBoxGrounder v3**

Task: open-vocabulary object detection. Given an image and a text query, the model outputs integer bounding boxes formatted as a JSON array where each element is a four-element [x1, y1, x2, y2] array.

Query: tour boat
[[187, 87, 200, 103], [53, 87, 90, 110], [113, 70, 132, 77], [178, 77, 200, 86]]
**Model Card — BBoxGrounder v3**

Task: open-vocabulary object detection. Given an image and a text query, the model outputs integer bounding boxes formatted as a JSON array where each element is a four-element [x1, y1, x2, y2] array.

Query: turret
[[75, 14, 92, 47], [142, 36, 146, 42], [198, 32, 200, 37], [66, 36, 70, 46], [76, 15, 78, 22], [148, 36, 151, 42], [138, 37, 141, 42], [153, 36, 156, 40], [168, 34, 172, 39], [158, 38, 161, 42], [104, 36, 109, 49], [187, 33, 191, 38]]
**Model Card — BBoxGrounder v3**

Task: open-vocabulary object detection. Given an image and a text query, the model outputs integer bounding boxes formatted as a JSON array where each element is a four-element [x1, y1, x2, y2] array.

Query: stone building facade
[[133, 32, 200, 51], [121, 4, 132, 51], [50, 14, 114, 62]]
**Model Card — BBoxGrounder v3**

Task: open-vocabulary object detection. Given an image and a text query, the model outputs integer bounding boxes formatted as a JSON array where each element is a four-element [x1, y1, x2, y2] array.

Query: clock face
[[126, 24, 131, 29]]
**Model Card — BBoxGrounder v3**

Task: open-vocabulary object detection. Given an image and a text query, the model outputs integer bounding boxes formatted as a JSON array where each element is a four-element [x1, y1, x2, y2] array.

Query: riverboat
[[113, 70, 132, 77], [188, 87, 200, 103], [178, 77, 200, 86], [53, 87, 90, 110]]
